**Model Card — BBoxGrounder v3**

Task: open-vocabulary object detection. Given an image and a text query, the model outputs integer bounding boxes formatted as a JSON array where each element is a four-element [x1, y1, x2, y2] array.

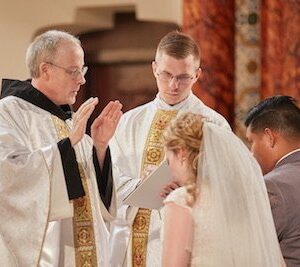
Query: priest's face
[[46, 42, 86, 105], [152, 53, 200, 105]]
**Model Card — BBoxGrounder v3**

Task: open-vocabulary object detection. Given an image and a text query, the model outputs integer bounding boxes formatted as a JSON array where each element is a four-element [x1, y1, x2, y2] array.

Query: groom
[[245, 95, 300, 266]]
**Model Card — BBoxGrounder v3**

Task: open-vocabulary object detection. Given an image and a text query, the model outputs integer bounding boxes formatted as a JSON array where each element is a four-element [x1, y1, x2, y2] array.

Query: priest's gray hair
[[26, 30, 81, 78]]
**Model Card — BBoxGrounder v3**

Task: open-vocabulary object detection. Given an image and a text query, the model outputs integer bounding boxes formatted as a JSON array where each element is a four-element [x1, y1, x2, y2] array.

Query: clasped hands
[[69, 97, 123, 150]]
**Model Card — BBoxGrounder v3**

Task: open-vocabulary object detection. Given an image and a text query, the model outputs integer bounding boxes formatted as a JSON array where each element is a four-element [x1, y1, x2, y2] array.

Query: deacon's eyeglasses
[[46, 62, 88, 79], [156, 70, 198, 85]]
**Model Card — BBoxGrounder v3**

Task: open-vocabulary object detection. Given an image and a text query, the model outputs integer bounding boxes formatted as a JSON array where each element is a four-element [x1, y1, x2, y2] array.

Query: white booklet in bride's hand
[[123, 160, 172, 210]]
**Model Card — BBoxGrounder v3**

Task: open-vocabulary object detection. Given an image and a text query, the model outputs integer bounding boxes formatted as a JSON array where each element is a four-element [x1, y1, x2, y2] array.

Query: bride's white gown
[[163, 121, 284, 267], [164, 185, 282, 267]]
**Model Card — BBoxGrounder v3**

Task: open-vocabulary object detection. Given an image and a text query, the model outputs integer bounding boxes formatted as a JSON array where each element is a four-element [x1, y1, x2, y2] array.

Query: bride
[[161, 112, 285, 267]]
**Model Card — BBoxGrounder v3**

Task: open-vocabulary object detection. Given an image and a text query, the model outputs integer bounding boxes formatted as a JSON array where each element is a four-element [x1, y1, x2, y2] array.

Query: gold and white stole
[[52, 116, 98, 267], [131, 110, 177, 267]]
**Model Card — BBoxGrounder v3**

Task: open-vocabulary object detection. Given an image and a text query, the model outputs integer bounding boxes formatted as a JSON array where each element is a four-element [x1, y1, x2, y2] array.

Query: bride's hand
[[160, 181, 181, 198]]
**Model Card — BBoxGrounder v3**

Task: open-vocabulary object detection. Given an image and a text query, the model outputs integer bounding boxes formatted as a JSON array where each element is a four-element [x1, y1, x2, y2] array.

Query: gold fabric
[[132, 110, 177, 267], [52, 116, 98, 267]]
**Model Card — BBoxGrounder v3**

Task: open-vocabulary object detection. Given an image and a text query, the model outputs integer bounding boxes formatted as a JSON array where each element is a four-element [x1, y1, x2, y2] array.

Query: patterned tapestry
[[261, 0, 300, 100], [183, 0, 235, 126], [183, 0, 300, 139]]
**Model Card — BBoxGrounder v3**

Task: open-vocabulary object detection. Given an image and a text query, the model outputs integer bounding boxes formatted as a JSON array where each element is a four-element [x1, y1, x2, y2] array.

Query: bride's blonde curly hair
[[163, 112, 204, 206]]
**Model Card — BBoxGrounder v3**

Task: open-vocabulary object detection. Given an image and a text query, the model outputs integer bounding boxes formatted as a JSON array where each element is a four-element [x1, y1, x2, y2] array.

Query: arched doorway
[[76, 13, 178, 124]]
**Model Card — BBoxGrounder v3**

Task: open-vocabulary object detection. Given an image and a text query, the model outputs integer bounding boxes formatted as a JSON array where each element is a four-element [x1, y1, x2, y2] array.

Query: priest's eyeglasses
[[156, 71, 196, 85], [46, 62, 88, 79]]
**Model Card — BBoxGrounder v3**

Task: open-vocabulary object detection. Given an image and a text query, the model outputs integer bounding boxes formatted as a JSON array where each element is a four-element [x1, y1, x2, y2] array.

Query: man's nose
[[78, 73, 86, 85], [168, 76, 179, 87]]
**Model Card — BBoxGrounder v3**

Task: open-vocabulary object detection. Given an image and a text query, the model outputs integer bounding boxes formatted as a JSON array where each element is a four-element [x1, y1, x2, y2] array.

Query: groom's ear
[[263, 128, 277, 148]]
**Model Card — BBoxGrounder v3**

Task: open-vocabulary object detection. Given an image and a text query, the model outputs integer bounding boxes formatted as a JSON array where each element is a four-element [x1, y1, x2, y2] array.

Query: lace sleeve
[[163, 187, 192, 212]]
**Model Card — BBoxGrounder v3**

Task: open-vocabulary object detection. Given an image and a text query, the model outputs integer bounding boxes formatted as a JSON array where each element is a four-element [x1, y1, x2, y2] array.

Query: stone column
[[234, 0, 261, 140]]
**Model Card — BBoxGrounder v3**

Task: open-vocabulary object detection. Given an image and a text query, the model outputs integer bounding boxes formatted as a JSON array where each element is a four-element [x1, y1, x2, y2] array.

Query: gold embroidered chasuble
[[131, 110, 177, 267], [52, 116, 98, 267], [109, 93, 230, 267]]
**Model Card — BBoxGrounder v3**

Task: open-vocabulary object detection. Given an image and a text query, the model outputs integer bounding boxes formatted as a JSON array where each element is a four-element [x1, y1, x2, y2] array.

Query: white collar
[[275, 148, 300, 166], [153, 93, 196, 110]]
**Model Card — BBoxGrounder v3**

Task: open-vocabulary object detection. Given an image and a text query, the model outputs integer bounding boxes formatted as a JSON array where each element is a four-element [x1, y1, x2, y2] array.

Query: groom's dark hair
[[245, 95, 300, 139]]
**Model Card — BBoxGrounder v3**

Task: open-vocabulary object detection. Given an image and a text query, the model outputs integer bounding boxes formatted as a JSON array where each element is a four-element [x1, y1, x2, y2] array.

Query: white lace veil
[[191, 120, 282, 266]]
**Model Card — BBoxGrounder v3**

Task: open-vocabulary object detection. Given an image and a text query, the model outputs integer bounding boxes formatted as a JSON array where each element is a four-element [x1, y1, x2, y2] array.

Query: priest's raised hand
[[91, 100, 123, 166], [69, 96, 98, 147], [91, 100, 123, 150]]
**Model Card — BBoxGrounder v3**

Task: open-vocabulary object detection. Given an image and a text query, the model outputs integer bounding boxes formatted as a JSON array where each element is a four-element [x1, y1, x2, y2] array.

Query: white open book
[[123, 160, 172, 209]]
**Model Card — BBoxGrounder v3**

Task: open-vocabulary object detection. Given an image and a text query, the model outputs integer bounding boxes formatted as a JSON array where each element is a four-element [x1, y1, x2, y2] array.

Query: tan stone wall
[[0, 0, 182, 83]]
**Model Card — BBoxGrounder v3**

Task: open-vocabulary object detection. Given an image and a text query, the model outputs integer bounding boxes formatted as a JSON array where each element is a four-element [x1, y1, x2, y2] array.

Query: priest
[[109, 31, 230, 267], [0, 30, 122, 267]]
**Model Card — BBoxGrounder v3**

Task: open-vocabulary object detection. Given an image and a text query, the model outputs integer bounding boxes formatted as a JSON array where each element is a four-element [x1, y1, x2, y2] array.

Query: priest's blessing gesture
[[70, 97, 122, 167], [0, 30, 121, 267], [91, 100, 123, 150], [70, 97, 122, 149], [92, 100, 123, 166]]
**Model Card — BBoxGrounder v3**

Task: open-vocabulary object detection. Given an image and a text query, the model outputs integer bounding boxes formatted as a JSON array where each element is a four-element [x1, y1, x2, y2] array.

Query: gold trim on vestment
[[51, 116, 98, 267], [132, 110, 178, 267]]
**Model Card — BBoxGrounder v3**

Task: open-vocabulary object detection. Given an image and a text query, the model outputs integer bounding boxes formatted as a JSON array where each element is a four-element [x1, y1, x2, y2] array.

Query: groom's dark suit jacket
[[265, 150, 300, 267]]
